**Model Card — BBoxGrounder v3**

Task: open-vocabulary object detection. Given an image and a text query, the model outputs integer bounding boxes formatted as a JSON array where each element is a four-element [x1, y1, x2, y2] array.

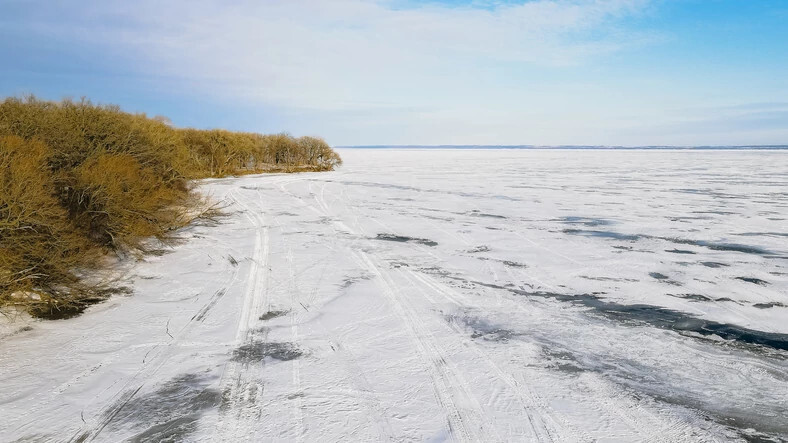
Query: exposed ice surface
[[1, 149, 787, 442]]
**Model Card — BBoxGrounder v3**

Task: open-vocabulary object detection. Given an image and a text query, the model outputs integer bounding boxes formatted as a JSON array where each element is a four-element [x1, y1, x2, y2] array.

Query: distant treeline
[[0, 96, 341, 317]]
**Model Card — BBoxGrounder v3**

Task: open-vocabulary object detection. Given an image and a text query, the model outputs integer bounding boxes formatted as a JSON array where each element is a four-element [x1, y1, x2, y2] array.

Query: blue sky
[[1, 0, 786, 146]]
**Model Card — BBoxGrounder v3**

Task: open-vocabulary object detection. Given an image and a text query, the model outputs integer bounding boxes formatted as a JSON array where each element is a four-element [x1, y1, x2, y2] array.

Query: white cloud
[[15, 0, 700, 144], [50, 0, 654, 111]]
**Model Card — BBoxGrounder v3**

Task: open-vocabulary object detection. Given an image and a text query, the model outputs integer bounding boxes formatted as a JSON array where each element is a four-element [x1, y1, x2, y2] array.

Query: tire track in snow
[[354, 252, 485, 443], [414, 237, 700, 442], [481, 258, 702, 441], [213, 189, 271, 440], [62, 206, 244, 442], [403, 269, 569, 443], [283, 177, 490, 442], [65, 279, 242, 441], [329, 184, 559, 441], [283, 231, 306, 441], [278, 182, 397, 440], [273, 178, 403, 441], [322, 175, 704, 442], [353, 206, 563, 442], [238, 176, 399, 440]]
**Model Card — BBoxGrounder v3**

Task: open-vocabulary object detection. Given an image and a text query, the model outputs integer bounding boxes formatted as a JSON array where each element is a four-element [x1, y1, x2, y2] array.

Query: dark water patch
[[701, 261, 729, 268], [259, 310, 289, 321], [736, 277, 770, 286], [558, 216, 613, 227], [232, 341, 304, 362], [695, 241, 770, 255], [446, 313, 519, 342], [340, 273, 373, 288], [666, 238, 773, 256], [666, 249, 696, 254], [736, 429, 787, 443], [649, 272, 682, 285], [715, 297, 738, 303], [542, 348, 585, 374], [569, 298, 788, 352], [375, 233, 438, 247], [444, 275, 788, 352], [563, 229, 640, 241], [591, 306, 788, 351], [440, 276, 788, 437], [753, 302, 786, 309], [485, 226, 502, 230], [468, 210, 507, 219], [105, 373, 220, 442], [538, 331, 788, 439], [642, 389, 788, 443], [612, 245, 633, 250], [668, 293, 713, 302], [668, 216, 713, 221], [736, 232, 788, 238]]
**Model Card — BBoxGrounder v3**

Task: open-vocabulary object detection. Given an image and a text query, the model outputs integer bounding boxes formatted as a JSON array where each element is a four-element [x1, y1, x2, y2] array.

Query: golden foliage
[[69, 153, 185, 248], [0, 136, 96, 310], [0, 96, 342, 316]]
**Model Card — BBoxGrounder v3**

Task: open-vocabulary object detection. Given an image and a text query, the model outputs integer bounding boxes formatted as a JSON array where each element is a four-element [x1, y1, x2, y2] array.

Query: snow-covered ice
[[1, 148, 787, 442]]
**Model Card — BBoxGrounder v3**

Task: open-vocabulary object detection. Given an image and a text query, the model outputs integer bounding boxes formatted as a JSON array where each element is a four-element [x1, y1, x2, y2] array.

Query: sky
[[1, 0, 787, 146]]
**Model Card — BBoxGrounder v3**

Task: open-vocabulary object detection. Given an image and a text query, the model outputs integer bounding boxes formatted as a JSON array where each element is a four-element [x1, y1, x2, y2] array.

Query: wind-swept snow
[[1, 149, 787, 442]]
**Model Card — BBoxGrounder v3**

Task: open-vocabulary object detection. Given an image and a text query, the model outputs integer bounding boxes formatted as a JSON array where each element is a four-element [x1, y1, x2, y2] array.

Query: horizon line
[[334, 145, 788, 150]]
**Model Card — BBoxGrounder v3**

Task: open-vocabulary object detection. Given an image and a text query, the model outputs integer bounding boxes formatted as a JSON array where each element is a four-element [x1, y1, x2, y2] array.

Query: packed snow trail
[[1, 149, 787, 442]]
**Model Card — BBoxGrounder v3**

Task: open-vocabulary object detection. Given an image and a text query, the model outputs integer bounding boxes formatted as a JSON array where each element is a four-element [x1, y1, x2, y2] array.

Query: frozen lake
[[1, 148, 787, 442]]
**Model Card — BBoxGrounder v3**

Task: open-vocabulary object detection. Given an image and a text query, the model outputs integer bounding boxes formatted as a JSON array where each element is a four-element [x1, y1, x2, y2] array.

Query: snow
[[1, 148, 787, 442]]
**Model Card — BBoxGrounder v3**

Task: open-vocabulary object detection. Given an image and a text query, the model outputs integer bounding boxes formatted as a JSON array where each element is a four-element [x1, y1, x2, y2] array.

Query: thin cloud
[[25, 0, 656, 111]]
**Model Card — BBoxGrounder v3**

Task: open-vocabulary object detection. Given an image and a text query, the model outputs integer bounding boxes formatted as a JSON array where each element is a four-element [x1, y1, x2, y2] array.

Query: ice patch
[[232, 341, 305, 362], [375, 233, 438, 247]]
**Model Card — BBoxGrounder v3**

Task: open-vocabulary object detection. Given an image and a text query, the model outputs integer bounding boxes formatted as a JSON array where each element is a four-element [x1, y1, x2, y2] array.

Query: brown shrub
[[0, 136, 97, 310], [68, 153, 186, 248], [180, 129, 258, 178], [0, 95, 342, 316]]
